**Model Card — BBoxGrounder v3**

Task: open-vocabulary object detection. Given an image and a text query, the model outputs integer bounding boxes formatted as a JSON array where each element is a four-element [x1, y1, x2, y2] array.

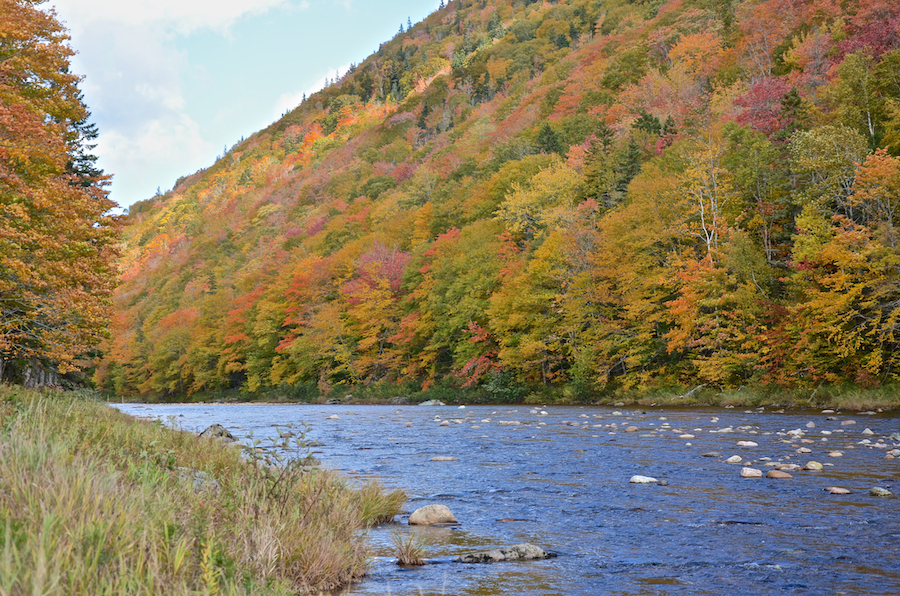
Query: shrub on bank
[[0, 386, 405, 595]]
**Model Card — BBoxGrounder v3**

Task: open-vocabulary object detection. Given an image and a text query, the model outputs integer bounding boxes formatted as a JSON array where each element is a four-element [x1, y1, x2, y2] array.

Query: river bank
[[0, 386, 404, 595], [121, 380, 900, 412]]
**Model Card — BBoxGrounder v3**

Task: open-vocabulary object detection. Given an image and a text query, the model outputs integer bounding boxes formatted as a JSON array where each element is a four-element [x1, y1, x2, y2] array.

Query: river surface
[[111, 402, 900, 595]]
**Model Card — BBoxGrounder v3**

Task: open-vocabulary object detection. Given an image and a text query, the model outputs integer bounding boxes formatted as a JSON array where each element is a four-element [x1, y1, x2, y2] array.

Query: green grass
[[0, 385, 405, 595]]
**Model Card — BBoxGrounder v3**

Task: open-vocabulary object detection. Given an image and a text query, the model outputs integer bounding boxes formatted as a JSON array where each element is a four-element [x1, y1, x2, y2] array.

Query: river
[[112, 402, 900, 595]]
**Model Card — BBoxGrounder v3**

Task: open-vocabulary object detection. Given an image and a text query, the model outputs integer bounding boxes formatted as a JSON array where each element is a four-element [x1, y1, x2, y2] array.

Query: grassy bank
[[0, 386, 405, 595]]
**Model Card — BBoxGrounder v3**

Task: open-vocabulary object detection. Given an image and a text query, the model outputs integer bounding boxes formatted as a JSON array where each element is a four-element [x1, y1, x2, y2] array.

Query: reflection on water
[[114, 403, 900, 595]]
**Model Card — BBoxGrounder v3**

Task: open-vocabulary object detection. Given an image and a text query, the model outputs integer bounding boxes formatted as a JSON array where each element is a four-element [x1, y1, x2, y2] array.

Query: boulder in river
[[388, 396, 410, 405], [869, 487, 892, 497], [408, 504, 458, 525], [629, 475, 658, 484], [702, 452, 722, 458], [458, 543, 556, 563], [803, 461, 824, 470], [740, 467, 763, 478], [825, 486, 851, 495], [725, 455, 743, 464], [766, 470, 793, 479], [198, 424, 236, 441], [419, 400, 446, 406], [430, 456, 458, 461], [736, 441, 758, 447]]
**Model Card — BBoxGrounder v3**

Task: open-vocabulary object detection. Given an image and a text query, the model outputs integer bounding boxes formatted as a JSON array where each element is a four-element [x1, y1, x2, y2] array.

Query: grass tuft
[[390, 529, 428, 566]]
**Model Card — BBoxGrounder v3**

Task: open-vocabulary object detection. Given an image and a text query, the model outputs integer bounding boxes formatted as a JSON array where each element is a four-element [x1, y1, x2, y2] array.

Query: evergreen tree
[[617, 136, 643, 191], [536, 123, 562, 154]]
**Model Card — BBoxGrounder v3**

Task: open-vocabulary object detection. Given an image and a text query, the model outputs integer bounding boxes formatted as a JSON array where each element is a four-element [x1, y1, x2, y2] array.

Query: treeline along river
[[114, 403, 900, 595]]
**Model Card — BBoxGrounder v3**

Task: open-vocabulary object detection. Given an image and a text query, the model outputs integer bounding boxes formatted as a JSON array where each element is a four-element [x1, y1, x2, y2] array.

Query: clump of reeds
[[0, 386, 405, 595], [390, 529, 428, 566]]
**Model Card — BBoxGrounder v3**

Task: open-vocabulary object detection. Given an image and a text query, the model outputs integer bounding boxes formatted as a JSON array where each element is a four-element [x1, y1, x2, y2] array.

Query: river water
[[112, 402, 900, 595]]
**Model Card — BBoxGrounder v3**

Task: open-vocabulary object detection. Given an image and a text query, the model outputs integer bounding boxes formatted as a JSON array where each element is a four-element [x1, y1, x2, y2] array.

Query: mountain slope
[[101, 0, 900, 399]]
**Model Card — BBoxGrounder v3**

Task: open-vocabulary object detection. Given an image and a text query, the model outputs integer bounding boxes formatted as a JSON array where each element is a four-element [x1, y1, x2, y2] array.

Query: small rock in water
[[797, 447, 812, 453], [869, 487, 892, 497], [430, 456, 458, 461], [458, 543, 555, 563], [889, 432, 900, 441], [625, 426, 639, 432], [419, 400, 446, 407], [825, 486, 851, 495], [841, 420, 857, 426], [657, 479, 669, 486], [737, 441, 758, 447], [725, 455, 743, 464], [766, 470, 793, 479], [804, 461, 824, 470], [438, 420, 450, 427], [861, 428, 875, 436], [326, 414, 339, 420], [806, 422, 816, 428], [702, 452, 722, 458], [679, 434, 695, 439], [630, 475, 659, 484], [828, 451, 843, 457], [409, 504, 458, 525], [741, 467, 763, 478]]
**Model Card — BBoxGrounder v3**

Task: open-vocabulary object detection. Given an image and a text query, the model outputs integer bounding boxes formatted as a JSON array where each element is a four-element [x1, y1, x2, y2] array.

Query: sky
[[50, 0, 443, 211]]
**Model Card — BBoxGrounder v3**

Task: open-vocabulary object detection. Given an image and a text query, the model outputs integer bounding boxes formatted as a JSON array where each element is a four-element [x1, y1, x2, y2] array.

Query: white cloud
[[273, 64, 351, 117], [51, 0, 291, 34], [99, 113, 216, 201]]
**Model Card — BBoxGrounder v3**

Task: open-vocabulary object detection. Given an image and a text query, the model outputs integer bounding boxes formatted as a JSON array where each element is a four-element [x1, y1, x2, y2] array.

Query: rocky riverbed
[[114, 402, 900, 595]]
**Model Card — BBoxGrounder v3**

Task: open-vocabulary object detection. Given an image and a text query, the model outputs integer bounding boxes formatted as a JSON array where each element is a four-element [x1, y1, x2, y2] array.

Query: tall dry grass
[[0, 386, 405, 595]]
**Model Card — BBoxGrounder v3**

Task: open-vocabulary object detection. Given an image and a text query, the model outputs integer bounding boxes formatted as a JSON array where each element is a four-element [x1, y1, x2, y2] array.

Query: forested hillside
[[101, 0, 900, 400]]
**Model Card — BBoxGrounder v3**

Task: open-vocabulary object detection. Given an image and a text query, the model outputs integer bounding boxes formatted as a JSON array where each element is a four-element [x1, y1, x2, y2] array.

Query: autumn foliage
[[1, 0, 119, 384], [103, 0, 900, 399]]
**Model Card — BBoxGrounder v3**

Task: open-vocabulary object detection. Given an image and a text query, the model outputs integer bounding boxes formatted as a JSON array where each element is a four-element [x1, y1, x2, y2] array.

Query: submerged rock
[[198, 424, 236, 441], [408, 504, 458, 525], [702, 452, 722, 458], [430, 456, 458, 461], [458, 543, 555, 563]]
